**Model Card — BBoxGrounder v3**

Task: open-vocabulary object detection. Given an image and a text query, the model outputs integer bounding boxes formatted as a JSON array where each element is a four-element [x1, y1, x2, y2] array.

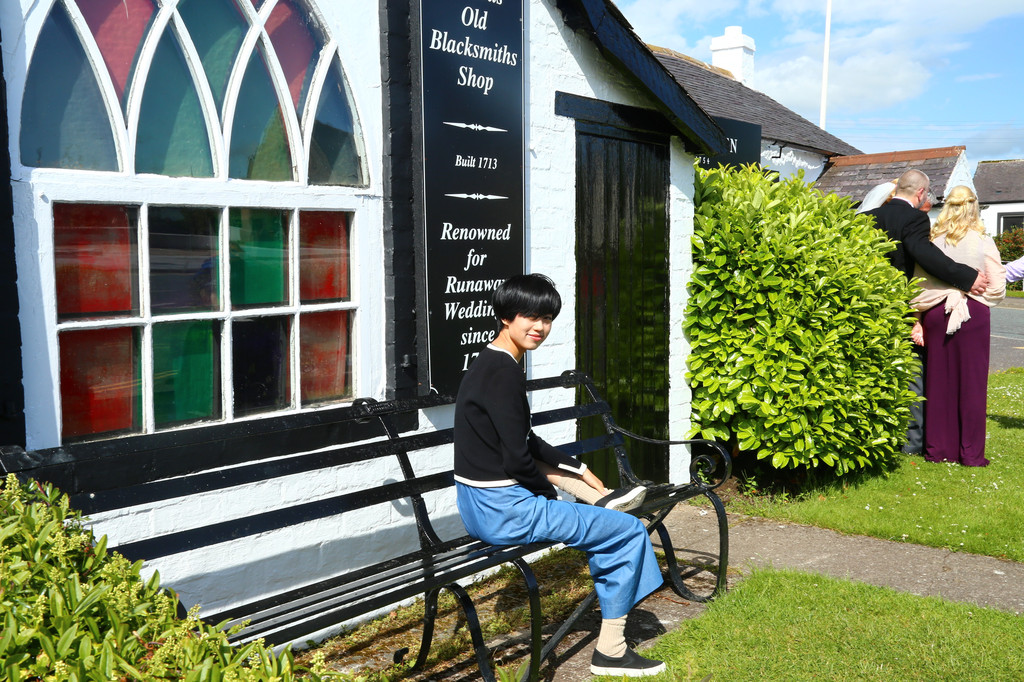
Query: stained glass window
[[233, 316, 291, 417], [177, 0, 247, 116], [20, 3, 118, 170], [20, 0, 364, 184], [300, 211, 349, 302], [54, 204, 138, 321], [301, 311, 351, 404], [230, 208, 289, 307], [136, 27, 214, 177], [78, 0, 157, 111], [153, 320, 221, 427], [59, 327, 142, 440], [149, 207, 220, 314], [19, 1, 365, 444]]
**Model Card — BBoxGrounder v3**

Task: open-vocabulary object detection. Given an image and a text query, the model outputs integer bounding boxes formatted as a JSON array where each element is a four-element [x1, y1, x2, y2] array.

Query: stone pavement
[[541, 504, 1024, 681]]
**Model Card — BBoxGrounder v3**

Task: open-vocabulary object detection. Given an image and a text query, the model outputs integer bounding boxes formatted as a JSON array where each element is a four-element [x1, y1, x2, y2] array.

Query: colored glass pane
[[153, 320, 221, 427], [20, 4, 117, 170], [266, 0, 322, 116], [177, 0, 247, 116], [233, 316, 290, 417], [60, 327, 141, 440], [299, 211, 349, 302], [54, 204, 138, 321], [136, 27, 214, 177], [300, 311, 351, 404], [149, 207, 220, 314], [78, 0, 156, 110], [229, 208, 288, 307], [230, 46, 294, 181], [309, 60, 363, 186]]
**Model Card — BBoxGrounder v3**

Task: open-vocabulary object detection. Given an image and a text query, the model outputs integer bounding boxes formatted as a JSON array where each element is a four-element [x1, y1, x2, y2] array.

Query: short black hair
[[492, 273, 561, 329]]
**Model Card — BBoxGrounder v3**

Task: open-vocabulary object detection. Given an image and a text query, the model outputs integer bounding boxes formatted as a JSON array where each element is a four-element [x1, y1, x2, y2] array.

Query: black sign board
[[418, 0, 525, 395], [698, 117, 762, 169]]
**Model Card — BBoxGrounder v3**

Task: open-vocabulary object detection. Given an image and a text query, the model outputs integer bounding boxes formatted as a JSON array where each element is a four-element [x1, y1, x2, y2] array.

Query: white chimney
[[710, 26, 755, 86]]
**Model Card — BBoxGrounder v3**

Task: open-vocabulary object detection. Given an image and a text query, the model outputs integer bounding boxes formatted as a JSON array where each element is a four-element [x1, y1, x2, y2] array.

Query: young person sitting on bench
[[453, 273, 665, 677]]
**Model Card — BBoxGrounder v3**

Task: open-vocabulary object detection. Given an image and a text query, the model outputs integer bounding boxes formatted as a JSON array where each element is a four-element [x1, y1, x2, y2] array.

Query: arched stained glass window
[[177, 0, 247, 117], [230, 46, 294, 181], [136, 25, 214, 177], [19, 0, 365, 185], [266, 0, 323, 117], [78, 0, 157, 112], [14, 0, 371, 445], [20, 3, 118, 170]]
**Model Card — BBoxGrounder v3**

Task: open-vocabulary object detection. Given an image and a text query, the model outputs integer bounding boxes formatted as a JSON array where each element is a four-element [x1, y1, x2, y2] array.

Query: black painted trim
[[0, 27, 26, 448], [553, 0, 726, 156]]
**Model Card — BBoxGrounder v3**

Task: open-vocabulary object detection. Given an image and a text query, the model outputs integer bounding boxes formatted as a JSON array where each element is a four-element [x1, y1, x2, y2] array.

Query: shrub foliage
[[686, 165, 919, 475], [0, 474, 339, 681]]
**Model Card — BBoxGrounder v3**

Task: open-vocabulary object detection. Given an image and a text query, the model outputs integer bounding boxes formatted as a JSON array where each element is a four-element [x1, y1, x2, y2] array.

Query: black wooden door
[[575, 128, 670, 484]]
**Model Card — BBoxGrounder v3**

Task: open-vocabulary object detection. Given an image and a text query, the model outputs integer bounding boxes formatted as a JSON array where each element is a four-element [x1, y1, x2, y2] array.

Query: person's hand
[[911, 321, 925, 346], [969, 270, 989, 295]]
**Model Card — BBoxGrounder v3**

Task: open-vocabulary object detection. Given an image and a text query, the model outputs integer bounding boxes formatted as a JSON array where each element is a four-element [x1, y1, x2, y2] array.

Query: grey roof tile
[[649, 45, 861, 157], [814, 147, 966, 204], [973, 159, 1024, 203]]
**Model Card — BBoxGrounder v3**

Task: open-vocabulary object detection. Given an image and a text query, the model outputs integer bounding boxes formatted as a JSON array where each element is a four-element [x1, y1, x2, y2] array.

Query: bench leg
[[411, 587, 442, 672], [510, 558, 543, 682], [653, 490, 729, 602], [442, 582, 499, 682], [520, 589, 599, 682]]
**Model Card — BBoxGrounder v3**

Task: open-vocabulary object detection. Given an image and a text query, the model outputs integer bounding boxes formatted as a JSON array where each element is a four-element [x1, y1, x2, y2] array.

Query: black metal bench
[[0, 369, 730, 681]]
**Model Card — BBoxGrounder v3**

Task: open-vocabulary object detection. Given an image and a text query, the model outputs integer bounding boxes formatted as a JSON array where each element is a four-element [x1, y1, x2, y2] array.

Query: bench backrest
[[0, 370, 632, 568]]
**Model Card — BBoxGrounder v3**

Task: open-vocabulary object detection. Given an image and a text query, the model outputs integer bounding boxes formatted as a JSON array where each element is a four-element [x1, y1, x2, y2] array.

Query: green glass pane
[[178, 0, 247, 116], [229, 208, 288, 307], [153, 320, 221, 427], [230, 46, 294, 181], [149, 206, 220, 314], [20, 3, 117, 170], [136, 28, 213, 177], [309, 60, 363, 186]]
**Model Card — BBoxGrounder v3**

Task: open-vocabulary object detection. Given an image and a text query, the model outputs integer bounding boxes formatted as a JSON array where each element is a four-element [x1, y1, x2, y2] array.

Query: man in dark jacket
[[863, 169, 988, 454]]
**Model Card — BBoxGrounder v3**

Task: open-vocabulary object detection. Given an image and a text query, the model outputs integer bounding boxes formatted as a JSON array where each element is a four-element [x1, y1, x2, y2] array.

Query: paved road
[[991, 297, 1024, 373]]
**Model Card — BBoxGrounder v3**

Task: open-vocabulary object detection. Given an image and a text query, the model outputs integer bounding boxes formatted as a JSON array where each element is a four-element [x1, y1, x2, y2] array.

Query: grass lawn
[[633, 569, 1024, 682], [727, 368, 1024, 562]]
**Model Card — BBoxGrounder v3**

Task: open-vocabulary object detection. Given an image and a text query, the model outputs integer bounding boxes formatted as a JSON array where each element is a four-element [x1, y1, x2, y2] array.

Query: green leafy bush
[[994, 228, 1024, 292], [686, 165, 919, 476], [0, 474, 339, 681]]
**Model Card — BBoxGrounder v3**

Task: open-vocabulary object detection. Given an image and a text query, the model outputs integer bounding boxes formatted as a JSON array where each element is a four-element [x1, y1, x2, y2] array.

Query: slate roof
[[649, 45, 861, 157], [973, 159, 1024, 204], [814, 147, 966, 204]]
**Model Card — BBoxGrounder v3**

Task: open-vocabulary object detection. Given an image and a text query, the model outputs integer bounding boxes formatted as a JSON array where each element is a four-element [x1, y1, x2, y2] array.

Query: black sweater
[[453, 346, 586, 498]]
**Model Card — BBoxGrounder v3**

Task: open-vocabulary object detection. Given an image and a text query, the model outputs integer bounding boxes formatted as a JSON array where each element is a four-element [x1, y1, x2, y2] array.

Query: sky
[[613, 0, 1024, 171]]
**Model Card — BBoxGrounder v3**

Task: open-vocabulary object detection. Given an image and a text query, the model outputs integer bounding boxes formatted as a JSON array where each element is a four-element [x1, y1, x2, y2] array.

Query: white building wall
[[3, 0, 700, 643], [761, 141, 829, 183], [981, 201, 1024, 237]]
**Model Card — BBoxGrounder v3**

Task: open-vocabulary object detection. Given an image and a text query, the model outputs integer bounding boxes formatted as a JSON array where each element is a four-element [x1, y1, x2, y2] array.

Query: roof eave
[[554, 0, 727, 156]]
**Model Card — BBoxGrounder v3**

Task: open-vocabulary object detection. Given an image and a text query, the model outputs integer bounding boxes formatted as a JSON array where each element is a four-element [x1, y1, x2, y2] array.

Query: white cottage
[[0, 0, 725, 642]]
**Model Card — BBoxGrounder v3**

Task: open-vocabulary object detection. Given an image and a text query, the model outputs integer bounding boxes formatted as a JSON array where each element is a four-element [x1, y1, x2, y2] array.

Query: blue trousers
[[455, 483, 663, 619]]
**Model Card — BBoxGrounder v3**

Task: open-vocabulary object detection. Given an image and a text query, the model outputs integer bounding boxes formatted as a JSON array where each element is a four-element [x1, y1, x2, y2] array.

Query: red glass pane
[[266, 0, 322, 115], [79, 0, 157, 108], [301, 311, 351, 404], [299, 211, 349, 302], [54, 204, 138, 320], [60, 327, 141, 440]]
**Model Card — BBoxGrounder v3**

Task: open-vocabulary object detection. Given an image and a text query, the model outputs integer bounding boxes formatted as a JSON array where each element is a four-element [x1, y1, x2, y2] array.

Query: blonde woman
[[910, 185, 1005, 466]]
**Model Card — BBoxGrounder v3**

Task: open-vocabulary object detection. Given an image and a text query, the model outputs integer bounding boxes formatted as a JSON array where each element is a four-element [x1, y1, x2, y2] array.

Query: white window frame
[[4, 0, 387, 449]]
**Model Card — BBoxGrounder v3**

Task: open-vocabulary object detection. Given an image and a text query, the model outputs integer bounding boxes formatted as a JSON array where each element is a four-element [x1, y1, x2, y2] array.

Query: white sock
[[596, 616, 628, 658]]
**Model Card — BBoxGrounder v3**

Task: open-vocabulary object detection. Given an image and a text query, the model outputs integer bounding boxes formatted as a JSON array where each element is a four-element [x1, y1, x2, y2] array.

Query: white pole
[[819, 0, 832, 129]]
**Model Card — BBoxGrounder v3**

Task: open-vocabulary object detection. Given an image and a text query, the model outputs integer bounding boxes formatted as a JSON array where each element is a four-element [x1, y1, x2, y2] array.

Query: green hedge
[[686, 165, 919, 475], [0, 474, 339, 681]]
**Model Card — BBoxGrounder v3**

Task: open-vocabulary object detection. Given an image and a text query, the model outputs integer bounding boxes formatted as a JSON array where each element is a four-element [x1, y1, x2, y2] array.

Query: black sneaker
[[590, 647, 666, 677], [594, 486, 647, 512]]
